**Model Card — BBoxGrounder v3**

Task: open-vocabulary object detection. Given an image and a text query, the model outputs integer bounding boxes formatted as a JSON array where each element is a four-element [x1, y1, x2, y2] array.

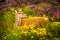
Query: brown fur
[[21, 17, 48, 26]]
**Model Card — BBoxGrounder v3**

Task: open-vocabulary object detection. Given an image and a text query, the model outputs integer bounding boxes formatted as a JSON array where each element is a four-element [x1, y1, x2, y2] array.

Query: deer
[[15, 9, 28, 27]]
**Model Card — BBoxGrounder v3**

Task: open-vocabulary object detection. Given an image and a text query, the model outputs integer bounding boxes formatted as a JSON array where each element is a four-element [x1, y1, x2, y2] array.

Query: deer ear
[[15, 10, 17, 13]]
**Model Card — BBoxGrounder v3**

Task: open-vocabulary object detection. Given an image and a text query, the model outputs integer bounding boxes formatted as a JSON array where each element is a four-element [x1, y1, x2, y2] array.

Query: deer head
[[15, 9, 28, 18]]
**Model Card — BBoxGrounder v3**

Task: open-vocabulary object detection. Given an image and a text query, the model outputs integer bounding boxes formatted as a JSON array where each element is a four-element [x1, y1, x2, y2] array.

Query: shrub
[[0, 7, 16, 40]]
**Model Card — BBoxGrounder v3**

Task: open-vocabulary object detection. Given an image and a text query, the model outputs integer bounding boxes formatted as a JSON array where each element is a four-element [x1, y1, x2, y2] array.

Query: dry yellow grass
[[21, 17, 48, 26]]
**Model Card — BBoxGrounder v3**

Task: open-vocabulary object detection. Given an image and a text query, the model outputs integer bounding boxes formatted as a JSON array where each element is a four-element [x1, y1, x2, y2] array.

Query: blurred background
[[0, 0, 60, 40]]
